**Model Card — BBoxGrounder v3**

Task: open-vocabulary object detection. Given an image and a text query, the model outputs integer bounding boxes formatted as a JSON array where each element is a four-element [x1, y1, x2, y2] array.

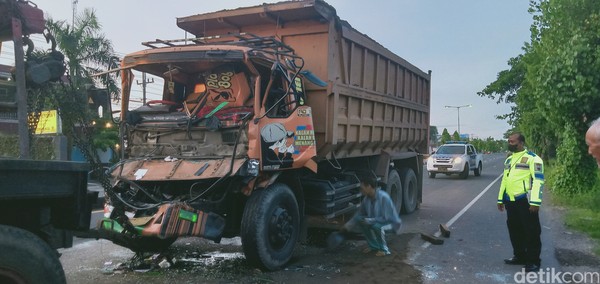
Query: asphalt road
[[60, 153, 599, 283], [407, 153, 562, 283]]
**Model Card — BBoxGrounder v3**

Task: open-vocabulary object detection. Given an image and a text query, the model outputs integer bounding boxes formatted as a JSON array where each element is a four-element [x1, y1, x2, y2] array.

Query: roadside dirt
[[60, 189, 598, 283], [543, 191, 600, 273], [62, 232, 422, 284]]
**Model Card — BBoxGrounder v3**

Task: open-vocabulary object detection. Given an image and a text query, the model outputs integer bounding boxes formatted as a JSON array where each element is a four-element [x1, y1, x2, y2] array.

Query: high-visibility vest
[[497, 150, 544, 206]]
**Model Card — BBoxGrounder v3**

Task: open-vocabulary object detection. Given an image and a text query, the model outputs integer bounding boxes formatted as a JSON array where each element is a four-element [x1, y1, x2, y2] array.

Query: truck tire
[[0, 225, 66, 284], [460, 164, 469, 179], [474, 162, 482, 176], [400, 168, 418, 214], [386, 169, 403, 215], [241, 183, 299, 271], [428, 172, 436, 178]]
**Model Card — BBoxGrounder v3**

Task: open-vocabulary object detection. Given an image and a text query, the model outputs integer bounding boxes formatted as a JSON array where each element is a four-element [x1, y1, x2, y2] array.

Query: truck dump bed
[[177, 0, 430, 159]]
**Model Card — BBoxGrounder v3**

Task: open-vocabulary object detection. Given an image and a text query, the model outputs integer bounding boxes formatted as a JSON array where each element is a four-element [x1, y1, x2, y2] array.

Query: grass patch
[[546, 163, 600, 256], [564, 208, 600, 255]]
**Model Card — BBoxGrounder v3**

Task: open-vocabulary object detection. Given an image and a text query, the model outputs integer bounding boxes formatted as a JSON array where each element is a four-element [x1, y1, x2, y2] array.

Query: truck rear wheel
[[0, 225, 66, 284], [400, 168, 418, 214], [474, 162, 482, 176], [386, 169, 403, 215], [241, 183, 299, 271]]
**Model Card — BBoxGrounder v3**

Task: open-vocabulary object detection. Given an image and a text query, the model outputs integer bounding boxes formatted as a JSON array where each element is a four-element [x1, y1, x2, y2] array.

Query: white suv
[[426, 142, 483, 179]]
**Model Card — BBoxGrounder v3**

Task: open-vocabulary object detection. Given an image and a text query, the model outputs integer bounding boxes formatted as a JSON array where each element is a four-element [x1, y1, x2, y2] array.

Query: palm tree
[[35, 8, 120, 184], [45, 8, 120, 99]]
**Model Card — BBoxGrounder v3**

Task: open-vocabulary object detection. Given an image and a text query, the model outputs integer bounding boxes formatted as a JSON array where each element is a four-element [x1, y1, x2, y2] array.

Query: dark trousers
[[504, 198, 542, 265]]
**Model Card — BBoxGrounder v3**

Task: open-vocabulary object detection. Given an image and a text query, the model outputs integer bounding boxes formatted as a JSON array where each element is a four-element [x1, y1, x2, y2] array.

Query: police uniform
[[498, 149, 544, 267]]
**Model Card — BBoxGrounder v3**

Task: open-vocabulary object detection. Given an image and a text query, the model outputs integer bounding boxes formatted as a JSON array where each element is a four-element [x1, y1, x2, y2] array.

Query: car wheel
[[428, 172, 436, 178], [474, 162, 482, 176], [460, 164, 469, 179], [473, 162, 483, 177]]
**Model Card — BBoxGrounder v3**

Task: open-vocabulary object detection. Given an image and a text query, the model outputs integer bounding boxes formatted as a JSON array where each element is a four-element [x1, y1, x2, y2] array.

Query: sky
[[1, 0, 533, 140]]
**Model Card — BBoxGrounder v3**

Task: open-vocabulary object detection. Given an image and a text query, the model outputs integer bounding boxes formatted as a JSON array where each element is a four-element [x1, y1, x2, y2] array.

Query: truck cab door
[[257, 72, 316, 171]]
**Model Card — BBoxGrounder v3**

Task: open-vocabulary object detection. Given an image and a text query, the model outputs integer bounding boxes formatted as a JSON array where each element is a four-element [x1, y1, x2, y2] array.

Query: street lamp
[[444, 104, 472, 136]]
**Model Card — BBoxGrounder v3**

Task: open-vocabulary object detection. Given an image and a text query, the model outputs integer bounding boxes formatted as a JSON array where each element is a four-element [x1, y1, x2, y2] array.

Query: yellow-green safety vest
[[497, 150, 544, 206]]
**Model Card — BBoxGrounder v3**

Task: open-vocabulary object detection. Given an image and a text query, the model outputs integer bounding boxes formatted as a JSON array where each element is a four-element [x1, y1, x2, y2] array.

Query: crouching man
[[341, 173, 402, 256]]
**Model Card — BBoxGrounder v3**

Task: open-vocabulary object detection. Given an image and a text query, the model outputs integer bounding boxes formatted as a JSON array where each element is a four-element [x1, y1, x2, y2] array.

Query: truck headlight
[[453, 157, 463, 164], [241, 159, 259, 176]]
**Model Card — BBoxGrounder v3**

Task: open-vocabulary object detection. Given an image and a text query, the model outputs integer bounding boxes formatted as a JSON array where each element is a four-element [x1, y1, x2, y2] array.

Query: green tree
[[46, 8, 119, 98], [526, 0, 600, 193], [479, 0, 600, 194], [451, 130, 460, 141], [440, 128, 451, 144], [470, 138, 484, 152], [27, 9, 119, 181], [478, 55, 526, 126]]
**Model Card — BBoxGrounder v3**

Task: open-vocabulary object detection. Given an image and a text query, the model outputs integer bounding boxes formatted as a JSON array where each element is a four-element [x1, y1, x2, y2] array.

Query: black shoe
[[524, 264, 540, 272], [504, 256, 526, 265]]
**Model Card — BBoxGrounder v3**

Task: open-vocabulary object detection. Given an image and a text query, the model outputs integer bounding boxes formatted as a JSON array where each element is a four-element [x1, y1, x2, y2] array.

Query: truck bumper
[[95, 203, 226, 252]]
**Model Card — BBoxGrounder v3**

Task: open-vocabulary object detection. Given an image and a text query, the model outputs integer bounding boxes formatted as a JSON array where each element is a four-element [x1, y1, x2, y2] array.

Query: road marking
[[421, 173, 503, 249], [445, 174, 503, 227]]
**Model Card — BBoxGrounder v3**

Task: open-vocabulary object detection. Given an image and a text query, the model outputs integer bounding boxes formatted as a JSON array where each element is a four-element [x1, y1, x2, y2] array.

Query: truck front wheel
[[0, 225, 66, 284], [428, 172, 436, 178], [241, 183, 299, 271]]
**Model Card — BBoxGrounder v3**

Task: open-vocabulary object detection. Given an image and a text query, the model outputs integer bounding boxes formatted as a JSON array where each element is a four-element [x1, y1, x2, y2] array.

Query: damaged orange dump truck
[[99, 0, 431, 270]]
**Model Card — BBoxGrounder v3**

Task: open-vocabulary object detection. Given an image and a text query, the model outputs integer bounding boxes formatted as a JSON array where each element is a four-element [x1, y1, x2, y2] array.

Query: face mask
[[508, 144, 518, 152]]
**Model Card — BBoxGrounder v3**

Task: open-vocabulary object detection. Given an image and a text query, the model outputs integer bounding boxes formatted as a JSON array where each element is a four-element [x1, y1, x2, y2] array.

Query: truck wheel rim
[[268, 207, 293, 250]]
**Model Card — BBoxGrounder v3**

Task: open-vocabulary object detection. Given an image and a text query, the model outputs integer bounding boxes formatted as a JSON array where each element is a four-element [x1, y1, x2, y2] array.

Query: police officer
[[497, 132, 544, 272]]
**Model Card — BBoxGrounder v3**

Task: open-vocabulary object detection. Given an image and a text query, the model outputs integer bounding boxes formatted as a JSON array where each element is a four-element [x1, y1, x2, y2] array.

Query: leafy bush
[[0, 135, 55, 160], [550, 124, 597, 195], [547, 162, 600, 255]]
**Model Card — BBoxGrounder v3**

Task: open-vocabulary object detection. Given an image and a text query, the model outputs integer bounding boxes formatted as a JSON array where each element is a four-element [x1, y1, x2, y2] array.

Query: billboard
[[34, 110, 61, 134]]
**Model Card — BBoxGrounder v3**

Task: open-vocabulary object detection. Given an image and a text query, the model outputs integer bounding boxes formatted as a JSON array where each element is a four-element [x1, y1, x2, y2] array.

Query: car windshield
[[436, 145, 465, 155]]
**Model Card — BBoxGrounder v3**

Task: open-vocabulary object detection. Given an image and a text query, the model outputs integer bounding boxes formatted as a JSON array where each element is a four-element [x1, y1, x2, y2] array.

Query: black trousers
[[504, 198, 541, 265]]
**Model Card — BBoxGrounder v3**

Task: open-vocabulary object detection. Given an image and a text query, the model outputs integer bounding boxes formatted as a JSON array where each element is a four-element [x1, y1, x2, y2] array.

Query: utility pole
[[444, 104, 472, 136], [13, 18, 29, 159], [72, 0, 78, 26], [136, 73, 154, 104]]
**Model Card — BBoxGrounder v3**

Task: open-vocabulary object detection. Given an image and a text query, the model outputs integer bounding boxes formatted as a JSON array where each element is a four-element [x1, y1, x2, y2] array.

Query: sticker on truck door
[[260, 123, 316, 170], [261, 123, 296, 169], [258, 105, 317, 171]]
